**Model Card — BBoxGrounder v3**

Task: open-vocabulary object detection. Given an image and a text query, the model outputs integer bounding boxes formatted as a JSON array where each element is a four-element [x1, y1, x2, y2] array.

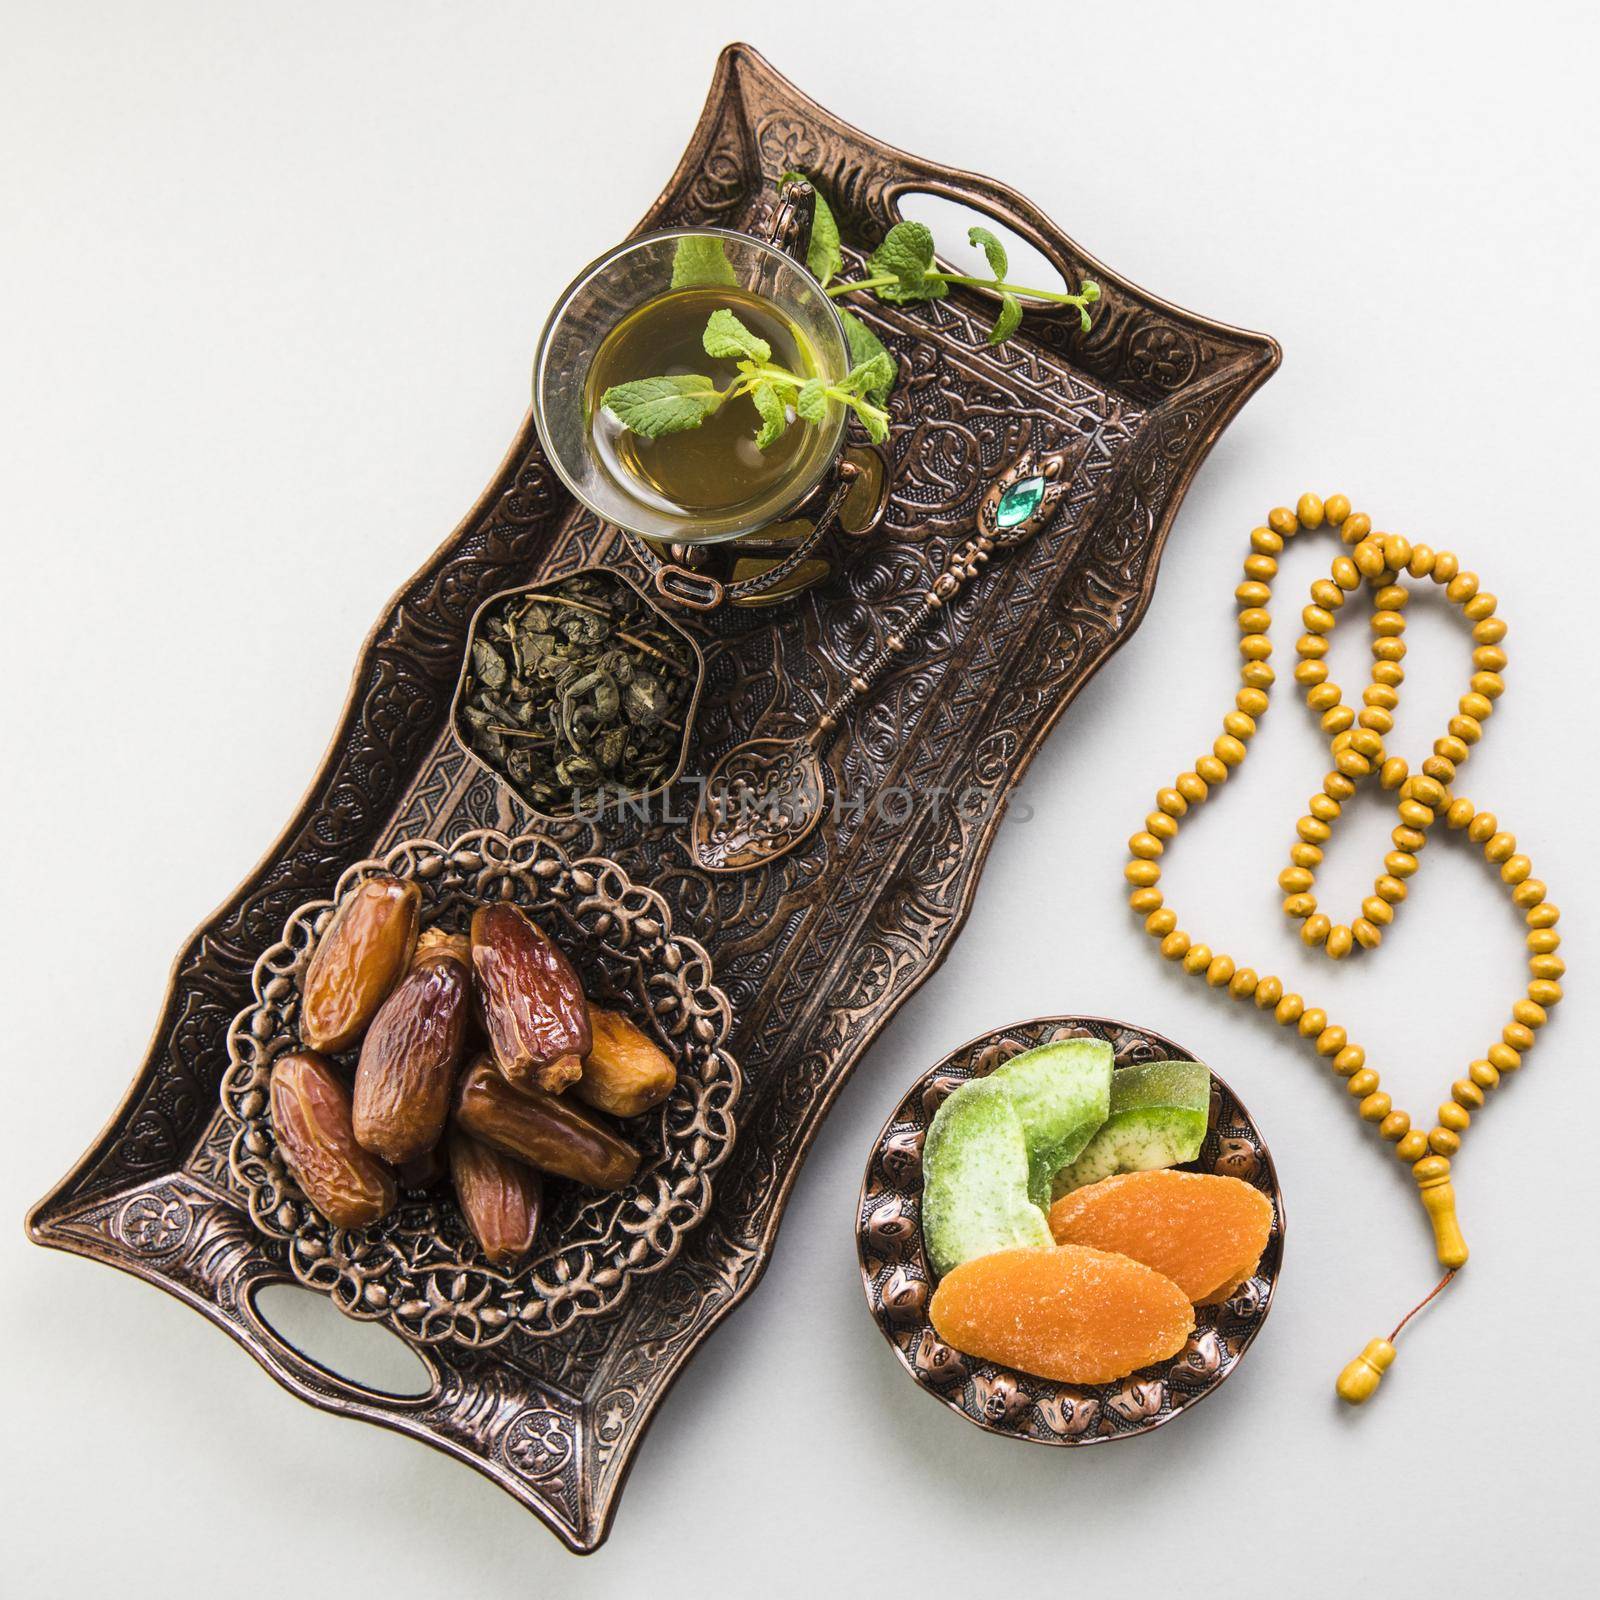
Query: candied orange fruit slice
[[1048, 1169, 1273, 1304], [928, 1244, 1195, 1385]]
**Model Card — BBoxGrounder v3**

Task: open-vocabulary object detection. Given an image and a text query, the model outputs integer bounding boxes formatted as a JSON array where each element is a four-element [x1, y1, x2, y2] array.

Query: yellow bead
[[1379, 757, 1408, 790], [1310, 579, 1344, 610], [1283, 893, 1318, 919], [1446, 571, 1479, 604], [1295, 660, 1330, 687], [1445, 798, 1474, 829], [1347, 1069, 1380, 1097], [1236, 581, 1272, 607], [1488, 1042, 1521, 1072], [1290, 842, 1324, 868], [1372, 637, 1406, 664], [1240, 635, 1272, 662], [1275, 993, 1304, 1025], [1323, 770, 1355, 801], [1500, 853, 1531, 885], [1512, 879, 1546, 910], [1333, 1045, 1366, 1076], [1452, 1080, 1485, 1110], [1372, 661, 1406, 688], [1474, 617, 1507, 644], [1298, 816, 1331, 844], [1396, 1131, 1429, 1162], [1354, 539, 1387, 579], [1205, 954, 1235, 987], [1146, 811, 1178, 840], [1315, 1025, 1347, 1057], [1298, 493, 1325, 528], [1306, 682, 1341, 712], [1371, 609, 1405, 638], [1239, 607, 1272, 634], [1470, 671, 1504, 699], [1503, 1022, 1535, 1052], [1375, 875, 1408, 903], [1324, 494, 1351, 527], [1160, 930, 1190, 960], [1459, 692, 1493, 722], [1310, 793, 1341, 823], [1448, 714, 1482, 745], [1195, 754, 1228, 786], [1362, 895, 1394, 926], [1125, 859, 1161, 887], [1434, 734, 1468, 765], [1223, 711, 1257, 740], [1279, 867, 1314, 894], [1469, 1060, 1500, 1090], [1183, 943, 1213, 975], [1384, 851, 1419, 879], [1467, 811, 1497, 843], [1331, 554, 1361, 590], [1380, 1110, 1411, 1141], [1254, 976, 1283, 1009], [1438, 1102, 1470, 1133], [1360, 1092, 1392, 1122], [1230, 967, 1259, 998], [1301, 914, 1332, 947], [1513, 999, 1548, 1029], [1530, 954, 1566, 980], [1269, 506, 1299, 537], [1397, 800, 1434, 829], [1237, 688, 1269, 717], [1527, 928, 1561, 954], [1251, 526, 1284, 555], [1392, 825, 1426, 853], [1298, 1007, 1328, 1039], [1176, 772, 1208, 804], [1527, 902, 1560, 928], [1463, 592, 1497, 622], [1214, 735, 1247, 767], [1157, 787, 1189, 817], [1484, 831, 1516, 864], [1145, 908, 1177, 937], [1353, 918, 1382, 949], [1325, 925, 1354, 959], [1428, 1127, 1461, 1157], [1243, 553, 1278, 582], [1431, 551, 1459, 584], [1359, 706, 1394, 735], [1129, 886, 1164, 913], [1474, 644, 1507, 672], [1335, 749, 1370, 779], [1407, 543, 1435, 577], [1303, 605, 1336, 634], [1129, 831, 1164, 859], [1344, 512, 1373, 543]]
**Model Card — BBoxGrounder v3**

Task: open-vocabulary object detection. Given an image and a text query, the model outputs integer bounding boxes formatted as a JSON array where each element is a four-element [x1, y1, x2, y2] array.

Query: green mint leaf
[[783, 171, 842, 288], [850, 397, 890, 445], [702, 308, 771, 363], [1081, 280, 1101, 303], [867, 221, 945, 303], [795, 379, 828, 424], [844, 352, 895, 398], [1078, 305, 1093, 333], [988, 292, 1023, 346], [670, 234, 737, 289], [967, 224, 1008, 282], [841, 309, 898, 404], [601, 374, 722, 438], [751, 380, 788, 450]]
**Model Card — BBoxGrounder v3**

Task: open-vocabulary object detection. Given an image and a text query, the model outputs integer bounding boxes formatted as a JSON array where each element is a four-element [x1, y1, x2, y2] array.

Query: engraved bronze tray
[[28, 44, 1278, 1552], [859, 1016, 1284, 1442]]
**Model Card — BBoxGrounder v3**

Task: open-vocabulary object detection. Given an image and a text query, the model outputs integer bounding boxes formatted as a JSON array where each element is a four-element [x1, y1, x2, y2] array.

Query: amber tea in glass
[[535, 229, 849, 545]]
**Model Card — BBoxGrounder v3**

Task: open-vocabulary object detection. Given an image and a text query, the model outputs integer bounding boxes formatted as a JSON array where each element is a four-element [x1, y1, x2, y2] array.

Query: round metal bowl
[[222, 828, 740, 1346], [857, 1015, 1284, 1443]]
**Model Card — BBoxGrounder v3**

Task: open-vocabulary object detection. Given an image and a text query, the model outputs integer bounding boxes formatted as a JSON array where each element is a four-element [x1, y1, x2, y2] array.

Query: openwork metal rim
[[222, 828, 741, 1345], [858, 1015, 1284, 1443]]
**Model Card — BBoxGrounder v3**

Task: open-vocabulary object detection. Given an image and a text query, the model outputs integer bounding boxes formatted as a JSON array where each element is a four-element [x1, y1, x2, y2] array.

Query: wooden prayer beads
[[1128, 493, 1563, 1402]]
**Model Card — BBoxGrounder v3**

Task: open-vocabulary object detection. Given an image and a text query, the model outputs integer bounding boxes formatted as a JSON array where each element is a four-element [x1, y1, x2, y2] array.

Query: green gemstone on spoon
[[996, 474, 1046, 529]]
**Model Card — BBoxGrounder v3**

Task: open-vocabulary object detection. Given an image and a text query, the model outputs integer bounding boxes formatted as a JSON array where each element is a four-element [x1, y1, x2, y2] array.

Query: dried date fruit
[[470, 903, 590, 1094], [300, 874, 421, 1054], [448, 1129, 543, 1267], [395, 1144, 447, 1191], [454, 1054, 639, 1190], [352, 928, 471, 1163], [575, 1006, 678, 1118], [269, 1050, 396, 1228]]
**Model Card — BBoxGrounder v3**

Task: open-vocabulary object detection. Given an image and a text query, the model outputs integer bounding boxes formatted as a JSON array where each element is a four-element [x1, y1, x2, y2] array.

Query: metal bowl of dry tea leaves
[[452, 566, 705, 817]]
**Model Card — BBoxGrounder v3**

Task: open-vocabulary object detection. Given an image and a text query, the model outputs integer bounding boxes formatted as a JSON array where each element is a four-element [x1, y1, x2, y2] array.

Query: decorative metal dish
[[29, 44, 1278, 1552], [858, 1016, 1284, 1442], [222, 829, 739, 1343]]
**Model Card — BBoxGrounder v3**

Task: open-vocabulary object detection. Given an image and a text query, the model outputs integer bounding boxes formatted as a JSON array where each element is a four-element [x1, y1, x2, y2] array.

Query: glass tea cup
[[533, 228, 851, 547]]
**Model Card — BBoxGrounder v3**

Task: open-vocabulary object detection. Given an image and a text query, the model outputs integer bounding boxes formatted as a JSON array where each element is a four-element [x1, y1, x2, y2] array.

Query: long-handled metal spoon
[[689, 441, 1085, 873]]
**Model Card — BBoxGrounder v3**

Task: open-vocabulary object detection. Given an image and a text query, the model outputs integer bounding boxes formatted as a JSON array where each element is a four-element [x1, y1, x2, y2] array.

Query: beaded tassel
[[1126, 494, 1564, 1401]]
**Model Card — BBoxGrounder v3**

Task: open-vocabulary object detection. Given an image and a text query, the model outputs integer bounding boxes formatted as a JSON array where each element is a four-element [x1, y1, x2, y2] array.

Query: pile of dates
[[270, 872, 676, 1268]]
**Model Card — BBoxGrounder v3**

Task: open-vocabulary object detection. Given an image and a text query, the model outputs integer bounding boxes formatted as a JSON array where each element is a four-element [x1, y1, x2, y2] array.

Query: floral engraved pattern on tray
[[857, 1016, 1284, 1444], [221, 829, 741, 1344]]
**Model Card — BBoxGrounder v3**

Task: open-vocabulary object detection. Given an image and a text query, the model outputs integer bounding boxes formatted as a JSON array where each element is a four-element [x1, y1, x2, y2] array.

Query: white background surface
[[4, 2, 1596, 1593]]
